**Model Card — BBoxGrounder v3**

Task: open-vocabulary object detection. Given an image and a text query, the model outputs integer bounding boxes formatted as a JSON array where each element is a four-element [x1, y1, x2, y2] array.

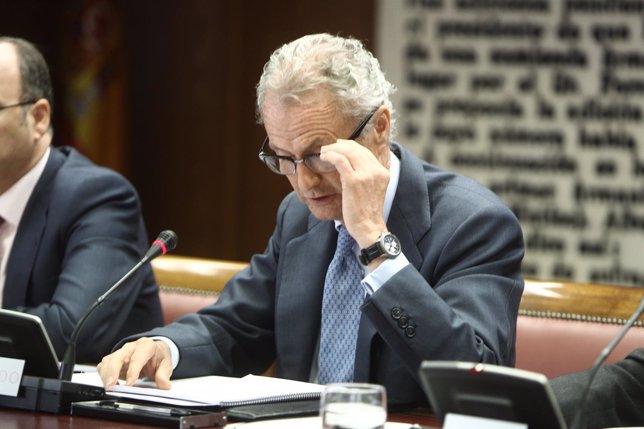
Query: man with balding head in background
[[0, 36, 163, 362]]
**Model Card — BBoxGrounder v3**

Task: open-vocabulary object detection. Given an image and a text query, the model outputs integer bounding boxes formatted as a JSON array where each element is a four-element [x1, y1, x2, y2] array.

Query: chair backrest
[[516, 278, 644, 378], [151, 256, 644, 379], [151, 255, 247, 324]]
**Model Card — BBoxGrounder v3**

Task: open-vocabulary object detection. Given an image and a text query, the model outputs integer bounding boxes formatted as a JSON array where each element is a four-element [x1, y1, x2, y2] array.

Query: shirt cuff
[[361, 253, 410, 294], [150, 336, 179, 369]]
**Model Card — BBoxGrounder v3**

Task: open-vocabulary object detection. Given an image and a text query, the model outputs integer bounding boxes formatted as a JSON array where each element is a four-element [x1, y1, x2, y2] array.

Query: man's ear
[[30, 99, 51, 139], [374, 105, 391, 144]]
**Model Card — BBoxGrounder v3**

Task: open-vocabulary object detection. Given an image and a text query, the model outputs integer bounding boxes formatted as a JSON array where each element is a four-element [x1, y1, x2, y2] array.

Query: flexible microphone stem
[[58, 258, 148, 381], [570, 291, 644, 429], [58, 230, 177, 381]]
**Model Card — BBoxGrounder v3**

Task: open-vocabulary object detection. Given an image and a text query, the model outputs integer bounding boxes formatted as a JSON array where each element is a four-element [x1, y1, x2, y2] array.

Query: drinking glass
[[320, 383, 387, 429]]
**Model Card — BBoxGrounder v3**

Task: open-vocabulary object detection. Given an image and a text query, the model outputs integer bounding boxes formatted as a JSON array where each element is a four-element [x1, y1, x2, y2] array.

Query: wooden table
[[390, 408, 438, 427], [0, 406, 439, 428]]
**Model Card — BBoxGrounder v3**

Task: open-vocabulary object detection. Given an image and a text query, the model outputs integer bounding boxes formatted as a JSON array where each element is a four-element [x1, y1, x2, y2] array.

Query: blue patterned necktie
[[318, 225, 364, 384]]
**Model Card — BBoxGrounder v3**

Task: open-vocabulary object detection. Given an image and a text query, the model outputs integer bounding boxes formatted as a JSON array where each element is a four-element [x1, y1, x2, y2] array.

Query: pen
[[98, 400, 191, 417]]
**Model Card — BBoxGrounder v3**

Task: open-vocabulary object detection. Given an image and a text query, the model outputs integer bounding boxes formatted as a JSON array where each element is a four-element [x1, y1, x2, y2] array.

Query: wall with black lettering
[[377, 0, 644, 286]]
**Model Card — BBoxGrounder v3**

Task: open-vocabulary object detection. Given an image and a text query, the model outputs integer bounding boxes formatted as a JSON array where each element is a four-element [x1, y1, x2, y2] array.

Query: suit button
[[398, 315, 409, 329], [405, 326, 416, 338], [391, 307, 403, 320]]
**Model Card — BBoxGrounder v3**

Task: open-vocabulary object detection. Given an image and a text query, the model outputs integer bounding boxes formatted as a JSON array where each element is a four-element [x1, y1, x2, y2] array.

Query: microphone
[[144, 229, 179, 260], [0, 230, 178, 414], [58, 230, 178, 381], [569, 290, 644, 429]]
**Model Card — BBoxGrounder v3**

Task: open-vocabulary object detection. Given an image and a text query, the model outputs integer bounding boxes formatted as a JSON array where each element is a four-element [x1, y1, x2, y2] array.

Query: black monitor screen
[[419, 361, 567, 429], [0, 309, 59, 378]]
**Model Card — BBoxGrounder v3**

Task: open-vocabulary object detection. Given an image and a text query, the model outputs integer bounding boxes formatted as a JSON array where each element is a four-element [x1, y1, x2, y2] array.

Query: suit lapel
[[387, 143, 432, 268], [354, 143, 433, 381], [4, 148, 65, 308], [277, 216, 336, 380]]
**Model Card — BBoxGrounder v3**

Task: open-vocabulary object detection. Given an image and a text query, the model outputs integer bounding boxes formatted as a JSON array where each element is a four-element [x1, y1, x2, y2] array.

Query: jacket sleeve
[[363, 201, 525, 378], [123, 196, 300, 379], [13, 171, 158, 362], [549, 348, 644, 428]]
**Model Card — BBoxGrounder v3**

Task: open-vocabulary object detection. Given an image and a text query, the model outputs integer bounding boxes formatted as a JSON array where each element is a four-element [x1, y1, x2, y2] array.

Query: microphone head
[[156, 230, 178, 253], [145, 230, 178, 260]]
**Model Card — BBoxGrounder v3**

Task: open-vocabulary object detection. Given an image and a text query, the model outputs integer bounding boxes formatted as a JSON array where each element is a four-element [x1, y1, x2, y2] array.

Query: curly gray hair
[[256, 33, 397, 139]]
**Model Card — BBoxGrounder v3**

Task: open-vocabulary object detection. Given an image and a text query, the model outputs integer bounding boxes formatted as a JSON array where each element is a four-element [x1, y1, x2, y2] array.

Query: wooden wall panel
[[124, 0, 375, 260], [0, 0, 375, 261]]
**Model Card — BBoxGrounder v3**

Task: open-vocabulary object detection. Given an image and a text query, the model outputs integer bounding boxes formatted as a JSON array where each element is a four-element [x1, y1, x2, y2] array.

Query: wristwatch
[[359, 232, 402, 265]]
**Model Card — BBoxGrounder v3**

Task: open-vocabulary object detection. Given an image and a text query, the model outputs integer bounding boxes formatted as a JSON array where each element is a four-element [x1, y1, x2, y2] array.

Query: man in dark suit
[[97, 33, 524, 406], [0, 37, 163, 363], [550, 348, 644, 428]]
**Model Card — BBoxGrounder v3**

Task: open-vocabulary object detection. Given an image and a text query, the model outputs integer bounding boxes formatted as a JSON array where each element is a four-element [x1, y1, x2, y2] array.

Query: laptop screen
[[0, 308, 59, 378]]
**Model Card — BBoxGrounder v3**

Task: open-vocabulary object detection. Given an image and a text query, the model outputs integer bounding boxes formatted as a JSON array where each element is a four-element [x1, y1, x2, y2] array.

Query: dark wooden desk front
[[0, 407, 439, 428]]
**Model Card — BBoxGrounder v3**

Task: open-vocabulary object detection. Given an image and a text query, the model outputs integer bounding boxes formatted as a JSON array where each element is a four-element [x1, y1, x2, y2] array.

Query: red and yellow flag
[[62, 0, 128, 174]]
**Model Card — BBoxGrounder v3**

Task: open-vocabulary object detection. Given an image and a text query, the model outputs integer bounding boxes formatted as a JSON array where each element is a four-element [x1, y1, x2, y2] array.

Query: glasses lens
[[277, 158, 295, 175], [305, 154, 336, 173], [262, 156, 294, 175]]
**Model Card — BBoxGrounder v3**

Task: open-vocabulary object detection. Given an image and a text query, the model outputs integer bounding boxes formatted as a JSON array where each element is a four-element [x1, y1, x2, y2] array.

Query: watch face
[[382, 234, 401, 256]]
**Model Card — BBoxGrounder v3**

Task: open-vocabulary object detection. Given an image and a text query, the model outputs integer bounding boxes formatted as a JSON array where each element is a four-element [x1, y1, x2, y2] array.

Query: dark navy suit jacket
[[4, 146, 163, 363], [551, 348, 644, 428], [133, 143, 524, 406]]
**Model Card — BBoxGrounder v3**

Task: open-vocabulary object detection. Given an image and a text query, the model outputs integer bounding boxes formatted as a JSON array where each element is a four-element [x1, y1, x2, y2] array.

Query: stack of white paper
[[73, 372, 324, 407]]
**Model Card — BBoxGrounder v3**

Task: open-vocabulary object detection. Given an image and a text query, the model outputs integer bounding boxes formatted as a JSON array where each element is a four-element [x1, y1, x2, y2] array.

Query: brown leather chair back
[[517, 279, 644, 378], [151, 255, 247, 324], [152, 256, 644, 379]]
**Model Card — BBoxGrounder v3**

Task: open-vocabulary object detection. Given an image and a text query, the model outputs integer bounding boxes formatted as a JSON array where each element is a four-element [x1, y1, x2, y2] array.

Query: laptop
[[418, 360, 567, 429], [0, 308, 60, 378]]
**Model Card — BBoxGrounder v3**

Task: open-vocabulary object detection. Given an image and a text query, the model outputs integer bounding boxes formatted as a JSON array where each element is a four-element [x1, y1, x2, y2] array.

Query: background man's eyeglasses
[[258, 106, 379, 176], [0, 100, 37, 112]]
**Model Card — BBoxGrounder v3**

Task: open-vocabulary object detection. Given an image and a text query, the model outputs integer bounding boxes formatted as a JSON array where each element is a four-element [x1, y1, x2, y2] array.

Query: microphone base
[[0, 375, 105, 414]]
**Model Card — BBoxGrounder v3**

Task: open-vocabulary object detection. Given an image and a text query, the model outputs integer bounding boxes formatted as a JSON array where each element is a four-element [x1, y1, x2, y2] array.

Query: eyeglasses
[[258, 106, 379, 175], [0, 100, 37, 112]]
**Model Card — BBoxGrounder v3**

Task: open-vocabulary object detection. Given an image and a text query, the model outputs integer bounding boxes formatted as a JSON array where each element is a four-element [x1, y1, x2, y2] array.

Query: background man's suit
[[551, 348, 644, 428], [4, 146, 163, 363], [134, 143, 525, 406]]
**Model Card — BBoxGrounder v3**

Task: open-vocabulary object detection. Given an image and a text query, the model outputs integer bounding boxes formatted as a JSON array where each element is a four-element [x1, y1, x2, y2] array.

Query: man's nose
[[296, 163, 320, 190]]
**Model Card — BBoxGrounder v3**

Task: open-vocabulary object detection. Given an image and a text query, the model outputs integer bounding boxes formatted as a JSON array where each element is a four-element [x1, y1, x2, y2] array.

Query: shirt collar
[[0, 147, 51, 228]]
